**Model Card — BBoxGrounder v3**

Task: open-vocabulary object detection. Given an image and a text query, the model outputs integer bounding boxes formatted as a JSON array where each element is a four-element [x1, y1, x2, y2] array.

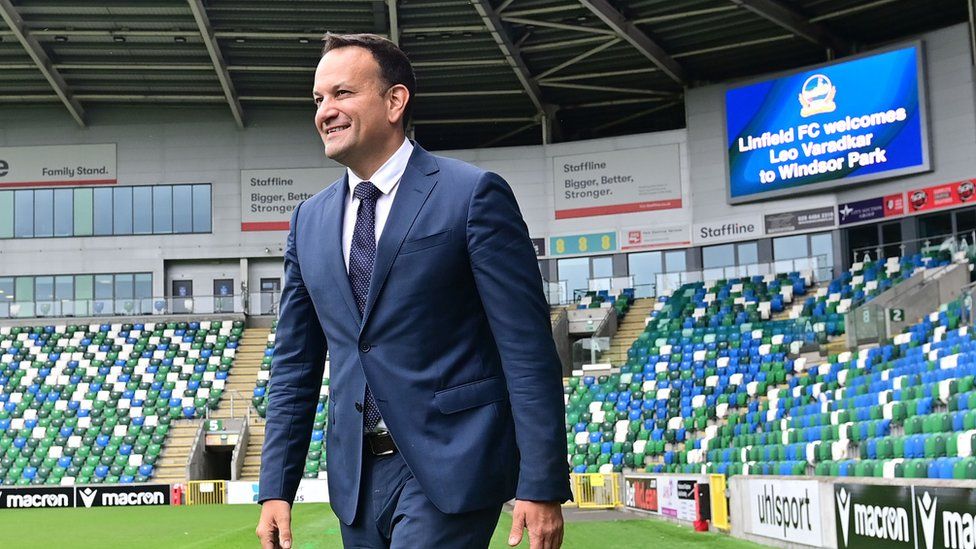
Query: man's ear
[[387, 84, 410, 126]]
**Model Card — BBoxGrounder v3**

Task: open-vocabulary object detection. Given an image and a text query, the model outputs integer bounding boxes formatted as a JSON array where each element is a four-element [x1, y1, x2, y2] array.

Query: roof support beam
[[0, 0, 85, 126], [728, 0, 849, 54], [578, 0, 688, 86], [593, 100, 680, 133], [387, 0, 400, 45], [499, 16, 616, 36], [469, 0, 546, 114], [481, 121, 538, 147], [538, 81, 676, 97], [536, 38, 620, 80], [188, 0, 244, 128]]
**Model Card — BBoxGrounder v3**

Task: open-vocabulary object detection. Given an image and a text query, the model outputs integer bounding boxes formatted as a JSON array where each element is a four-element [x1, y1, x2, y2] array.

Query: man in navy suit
[[255, 33, 571, 548]]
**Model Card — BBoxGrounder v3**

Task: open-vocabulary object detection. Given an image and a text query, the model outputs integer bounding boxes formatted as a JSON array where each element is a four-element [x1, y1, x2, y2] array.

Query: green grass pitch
[[0, 503, 764, 548]]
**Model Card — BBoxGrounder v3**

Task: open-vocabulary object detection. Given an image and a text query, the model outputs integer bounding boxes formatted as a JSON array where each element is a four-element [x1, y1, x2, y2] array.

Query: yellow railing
[[571, 473, 620, 509], [185, 480, 227, 505]]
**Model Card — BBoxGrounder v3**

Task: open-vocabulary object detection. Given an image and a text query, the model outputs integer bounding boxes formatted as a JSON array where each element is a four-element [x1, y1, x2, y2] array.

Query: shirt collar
[[346, 138, 414, 197]]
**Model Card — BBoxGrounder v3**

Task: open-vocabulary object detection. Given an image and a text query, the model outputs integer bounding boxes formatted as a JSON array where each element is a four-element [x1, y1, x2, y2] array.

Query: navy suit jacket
[[257, 144, 572, 523]]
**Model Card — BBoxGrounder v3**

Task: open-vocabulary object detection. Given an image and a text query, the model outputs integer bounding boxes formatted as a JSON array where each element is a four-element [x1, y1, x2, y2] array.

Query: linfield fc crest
[[799, 74, 837, 117]]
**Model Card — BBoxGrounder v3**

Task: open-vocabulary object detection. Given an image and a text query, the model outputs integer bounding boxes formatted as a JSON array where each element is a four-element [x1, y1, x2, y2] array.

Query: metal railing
[[0, 291, 281, 319], [571, 473, 621, 509], [852, 231, 976, 263]]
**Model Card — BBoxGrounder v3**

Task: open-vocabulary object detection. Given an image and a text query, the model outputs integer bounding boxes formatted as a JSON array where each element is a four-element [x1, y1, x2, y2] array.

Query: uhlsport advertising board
[[725, 43, 929, 203], [746, 478, 823, 546], [835, 483, 976, 549]]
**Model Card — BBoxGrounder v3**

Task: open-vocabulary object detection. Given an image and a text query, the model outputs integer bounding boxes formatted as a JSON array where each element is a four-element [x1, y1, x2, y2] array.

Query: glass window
[[847, 224, 879, 262], [114, 273, 134, 314], [93, 187, 113, 235], [14, 190, 33, 238], [133, 186, 153, 234], [0, 277, 12, 317], [664, 250, 686, 272], [702, 244, 735, 269], [135, 273, 152, 314], [956, 208, 976, 240], [0, 191, 13, 238], [75, 275, 93, 316], [113, 187, 133, 235], [35, 276, 54, 301], [55, 275, 73, 300], [33, 189, 53, 237], [773, 235, 809, 260], [54, 189, 73, 236], [557, 257, 589, 299], [15, 277, 33, 300], [153, 186, 172, 233], [192, 184, 211, 233], [94, 274, 114, 299], [810, 232, 834, 280], [737, 242, 758, 265], [628, 251, 662, 297], [918, 213, 952, 240], [73, 188, 93, 236], [173, 185, 193, 233], [591, 256, 613, 278]]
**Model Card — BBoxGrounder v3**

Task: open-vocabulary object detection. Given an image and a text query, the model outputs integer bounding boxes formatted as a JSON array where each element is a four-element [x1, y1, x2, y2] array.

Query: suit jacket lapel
[[361, 145, 439, 329], [320, 175, 362, 324]]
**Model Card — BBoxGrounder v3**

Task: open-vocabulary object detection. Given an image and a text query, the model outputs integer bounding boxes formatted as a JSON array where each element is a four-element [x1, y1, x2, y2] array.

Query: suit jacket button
[[360, 343, 371, 353], [355, 402, 363, 413]]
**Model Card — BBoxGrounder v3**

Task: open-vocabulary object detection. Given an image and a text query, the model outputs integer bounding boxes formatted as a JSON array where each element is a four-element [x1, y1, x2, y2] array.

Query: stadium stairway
[[239, 421, 265, 480], [152, 419, 202, 483], [606, 298, 657, 365], [208, 327, 270, 420]]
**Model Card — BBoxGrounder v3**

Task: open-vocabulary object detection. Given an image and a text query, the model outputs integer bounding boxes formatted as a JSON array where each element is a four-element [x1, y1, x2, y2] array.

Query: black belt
[[365, 431, 397, 456]]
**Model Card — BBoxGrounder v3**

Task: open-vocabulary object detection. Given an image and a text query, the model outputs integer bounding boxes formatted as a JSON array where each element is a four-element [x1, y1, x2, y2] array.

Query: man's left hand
[[508, 499, 564, 548]]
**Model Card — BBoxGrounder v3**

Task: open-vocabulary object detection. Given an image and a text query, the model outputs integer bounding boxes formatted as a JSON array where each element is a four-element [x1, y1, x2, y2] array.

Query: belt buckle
[[367, 432, 395, 456]]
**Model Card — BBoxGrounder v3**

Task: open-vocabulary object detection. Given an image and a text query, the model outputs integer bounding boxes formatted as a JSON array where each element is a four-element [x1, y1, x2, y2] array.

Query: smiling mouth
[[325, 125, 349, 135]]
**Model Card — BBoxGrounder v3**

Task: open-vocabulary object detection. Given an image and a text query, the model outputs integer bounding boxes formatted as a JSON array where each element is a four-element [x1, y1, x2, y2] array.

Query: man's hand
[[508, 499, 564, 548], [256, 499, 293, 549]]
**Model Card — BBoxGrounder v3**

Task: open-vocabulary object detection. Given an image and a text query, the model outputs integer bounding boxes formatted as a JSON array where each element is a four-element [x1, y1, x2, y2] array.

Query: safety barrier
[[185, 480, 226, 505], [571, 473, 620, 509]]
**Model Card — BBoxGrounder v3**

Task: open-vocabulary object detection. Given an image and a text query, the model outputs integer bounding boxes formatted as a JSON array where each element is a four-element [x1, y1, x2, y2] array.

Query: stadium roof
[[0, 0, 968, 149]]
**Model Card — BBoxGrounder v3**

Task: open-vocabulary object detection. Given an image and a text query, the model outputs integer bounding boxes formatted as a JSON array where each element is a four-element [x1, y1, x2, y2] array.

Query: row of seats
[[0, 320, 243, 485]]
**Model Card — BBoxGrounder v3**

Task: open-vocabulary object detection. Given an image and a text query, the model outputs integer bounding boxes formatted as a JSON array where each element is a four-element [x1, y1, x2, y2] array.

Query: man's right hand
[[256, 499, 293, 549]]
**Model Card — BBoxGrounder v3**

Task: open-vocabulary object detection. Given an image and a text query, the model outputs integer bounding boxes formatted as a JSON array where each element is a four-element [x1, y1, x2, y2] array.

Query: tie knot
[[354, 181, 382, 203]]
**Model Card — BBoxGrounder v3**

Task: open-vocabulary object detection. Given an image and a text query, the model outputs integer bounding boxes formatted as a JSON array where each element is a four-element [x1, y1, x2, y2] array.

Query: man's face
[[312, 47, 394, 167]]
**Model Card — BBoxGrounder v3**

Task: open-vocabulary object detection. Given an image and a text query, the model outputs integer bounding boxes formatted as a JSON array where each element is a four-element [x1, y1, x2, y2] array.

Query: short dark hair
[[322, 33, 416, 131]]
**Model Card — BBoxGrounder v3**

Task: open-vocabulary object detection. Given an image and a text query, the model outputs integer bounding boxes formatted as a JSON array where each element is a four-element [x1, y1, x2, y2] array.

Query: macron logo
[[79, 487, 98, 508], [916, 491, 937, 549], [836, 487, 851, 547]]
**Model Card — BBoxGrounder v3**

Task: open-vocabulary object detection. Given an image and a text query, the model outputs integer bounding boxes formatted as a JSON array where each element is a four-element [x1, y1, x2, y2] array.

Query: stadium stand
[[564, 252, 976, 480], [0, 320, 243, 486]]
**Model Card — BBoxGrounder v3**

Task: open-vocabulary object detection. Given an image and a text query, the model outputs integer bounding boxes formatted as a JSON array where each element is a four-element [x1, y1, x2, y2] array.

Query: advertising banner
[[658, 476, 699, 521], [620, 224, 691, 251], [552, 145, 682, 219], [0, 144, 116, 188], [549, 232, 617, 256], [240, 167, 344, 231], [726, 43, 929, 203], [906, 179, 976, 213], [764, 206, 836, 235], [693, 214, 763, 245], [838, 193, 905, 226], [834, 483, 976, 549], [75, 484, 170, 508], [623, 475, 659, 514], [746, 478, 823, 546], [0, 486, 74, 509], [226, 479, 330, 505]]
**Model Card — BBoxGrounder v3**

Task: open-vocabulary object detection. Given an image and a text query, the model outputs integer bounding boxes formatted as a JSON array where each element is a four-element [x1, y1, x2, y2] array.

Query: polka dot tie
[[349, 181, 384, 433]]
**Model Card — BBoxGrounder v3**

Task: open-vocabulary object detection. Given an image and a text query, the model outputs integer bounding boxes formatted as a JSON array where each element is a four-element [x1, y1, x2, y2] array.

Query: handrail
[[0, 291, 282, 319], [851, 230, 976, 261]]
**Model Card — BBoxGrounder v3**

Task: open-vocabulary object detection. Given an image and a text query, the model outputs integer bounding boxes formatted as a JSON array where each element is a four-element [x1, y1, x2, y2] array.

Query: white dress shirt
[[342, 137, 414, 270], [342, 137, 412, 433]]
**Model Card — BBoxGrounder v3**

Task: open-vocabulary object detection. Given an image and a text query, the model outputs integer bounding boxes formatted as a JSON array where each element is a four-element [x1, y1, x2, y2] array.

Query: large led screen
[[725, 43, 929, 203]]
